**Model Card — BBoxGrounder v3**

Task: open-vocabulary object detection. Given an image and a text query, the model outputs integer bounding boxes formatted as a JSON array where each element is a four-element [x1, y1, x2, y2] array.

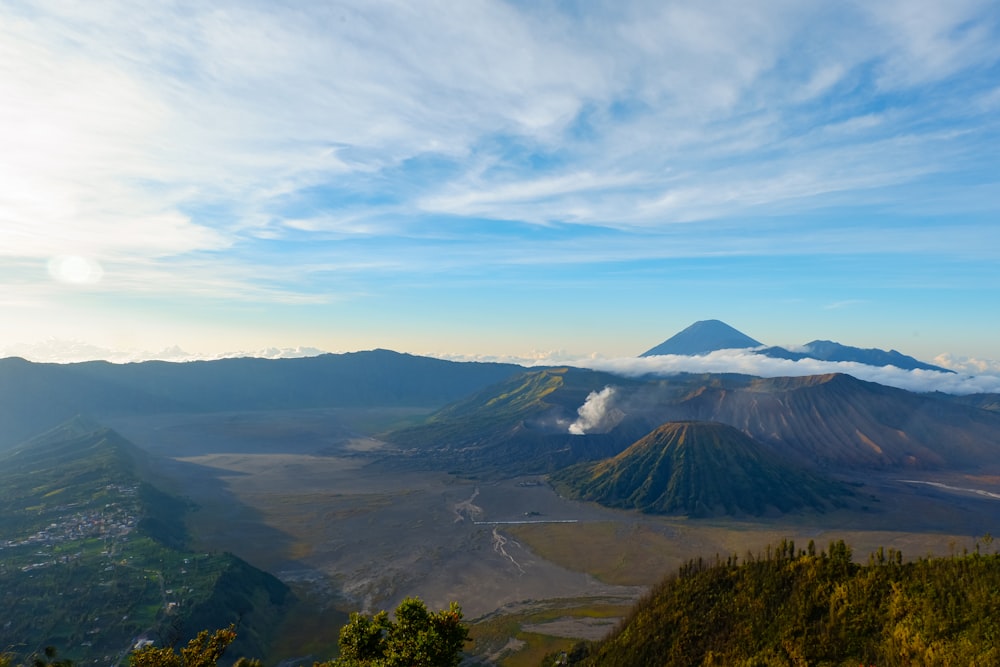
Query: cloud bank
[[4, 340, 998, 397], [430, 346, 1000, 396], [564, 349, 1000, 396], [0, 339, 328, 365]]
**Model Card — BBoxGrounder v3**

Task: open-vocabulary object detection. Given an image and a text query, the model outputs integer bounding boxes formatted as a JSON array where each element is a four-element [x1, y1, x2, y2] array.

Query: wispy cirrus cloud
[[5, 1, 997, 254], [2, 0, 999, 360]]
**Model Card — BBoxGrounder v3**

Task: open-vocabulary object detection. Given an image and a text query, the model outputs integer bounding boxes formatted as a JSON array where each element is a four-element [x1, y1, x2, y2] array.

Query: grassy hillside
[[553, 540, 1000, 666], [0, 419, 289, 666], [383, 367, 647, 475], [550, 421, 847, 516]]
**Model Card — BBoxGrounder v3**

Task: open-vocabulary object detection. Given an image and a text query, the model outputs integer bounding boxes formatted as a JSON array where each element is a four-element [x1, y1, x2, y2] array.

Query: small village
[[0, 484, 140, 572]]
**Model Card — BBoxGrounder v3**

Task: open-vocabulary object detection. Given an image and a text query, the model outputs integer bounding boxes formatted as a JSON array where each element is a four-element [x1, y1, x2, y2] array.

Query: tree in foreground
[[322, 597, 469, 667], [130, 626, 259, 667]]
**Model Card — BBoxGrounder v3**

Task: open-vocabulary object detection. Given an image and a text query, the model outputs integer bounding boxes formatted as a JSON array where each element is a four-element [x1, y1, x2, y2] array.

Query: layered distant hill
[[0, 350, 523, 448], [757, 339, 952, 373], [3, 342, 999, 519]]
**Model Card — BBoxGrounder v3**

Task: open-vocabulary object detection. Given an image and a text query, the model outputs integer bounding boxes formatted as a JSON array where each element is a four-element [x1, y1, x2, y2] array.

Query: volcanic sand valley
[[107, 409, 1000, 665]]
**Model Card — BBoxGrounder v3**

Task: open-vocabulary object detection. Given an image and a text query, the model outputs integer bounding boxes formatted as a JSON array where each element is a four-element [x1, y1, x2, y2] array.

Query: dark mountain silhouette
[[0, 350, 523, 448], [640, 320, 763, 356], [551, 421, 845, 516], [757, 339, 952, 373]]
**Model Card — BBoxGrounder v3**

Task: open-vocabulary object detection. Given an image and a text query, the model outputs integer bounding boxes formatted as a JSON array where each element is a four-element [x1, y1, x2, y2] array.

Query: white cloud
[[864, 0, 1000, 88], [1, 0, 998, 306], [934, 353, 1000, 377], [0, 338, 330, 364], [540, 350, 1000, 396]]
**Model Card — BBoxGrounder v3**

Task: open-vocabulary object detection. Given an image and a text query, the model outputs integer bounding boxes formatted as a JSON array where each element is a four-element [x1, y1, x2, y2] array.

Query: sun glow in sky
[[1, 1, 999, 367]]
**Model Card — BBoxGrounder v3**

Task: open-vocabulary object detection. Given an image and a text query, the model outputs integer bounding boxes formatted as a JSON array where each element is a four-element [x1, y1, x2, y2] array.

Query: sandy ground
[[110, 411, 642, 620], [107, 409, 1000, 653]]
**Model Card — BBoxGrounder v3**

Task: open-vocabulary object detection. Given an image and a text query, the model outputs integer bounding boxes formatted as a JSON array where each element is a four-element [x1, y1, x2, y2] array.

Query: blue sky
[[1, 0, 999, 369]]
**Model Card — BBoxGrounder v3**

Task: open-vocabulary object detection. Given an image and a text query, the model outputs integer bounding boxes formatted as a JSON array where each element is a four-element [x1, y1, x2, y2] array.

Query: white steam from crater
[[568, 386, 625, 435]]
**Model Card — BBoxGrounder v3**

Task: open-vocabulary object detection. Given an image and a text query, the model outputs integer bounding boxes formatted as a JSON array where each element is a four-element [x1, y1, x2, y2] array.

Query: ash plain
[[107, 408, 1000, 663]]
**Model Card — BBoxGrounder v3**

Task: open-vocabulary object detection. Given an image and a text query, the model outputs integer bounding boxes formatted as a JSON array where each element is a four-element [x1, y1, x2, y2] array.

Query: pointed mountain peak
[[640, 320, 763, 357], [552, 420, 842, 516]]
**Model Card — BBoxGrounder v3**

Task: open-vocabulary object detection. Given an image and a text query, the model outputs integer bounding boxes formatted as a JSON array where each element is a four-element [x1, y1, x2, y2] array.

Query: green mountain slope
[[558, 541, 1000, 666], [0, 419, 289, 666], [382, 367, 648, 474], [551, 421, 845, 516]]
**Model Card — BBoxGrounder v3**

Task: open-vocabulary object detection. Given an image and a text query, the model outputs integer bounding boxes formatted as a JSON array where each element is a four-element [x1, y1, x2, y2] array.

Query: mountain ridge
[[758, 339, 952, 373], [0, 350, 524, 448], [383, 367, 1000, 477]]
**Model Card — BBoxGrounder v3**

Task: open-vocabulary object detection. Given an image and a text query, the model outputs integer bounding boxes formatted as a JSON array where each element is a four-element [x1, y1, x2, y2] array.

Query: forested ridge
[[0, 598, 467, 667], [550, 539, 1000, 666], [6, 541, 1000, 666]]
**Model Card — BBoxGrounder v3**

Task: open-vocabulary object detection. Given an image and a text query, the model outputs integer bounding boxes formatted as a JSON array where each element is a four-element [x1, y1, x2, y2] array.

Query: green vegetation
[[318, 597, 469, 667], [0, 419, 288, 666], [552, 539, 1000, 666], [551, 421, 848, 516], [128, 626, 255, 667], [383, 368, 642, 475], [384, 368, 577, 450], [2, 599, 468, 667]]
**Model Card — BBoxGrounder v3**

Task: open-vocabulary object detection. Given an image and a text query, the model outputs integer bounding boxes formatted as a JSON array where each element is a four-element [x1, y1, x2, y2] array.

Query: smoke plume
[[569, 386, 625, 435]]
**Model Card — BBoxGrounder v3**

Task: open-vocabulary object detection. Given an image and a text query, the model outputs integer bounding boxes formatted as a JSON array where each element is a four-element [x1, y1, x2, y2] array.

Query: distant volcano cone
[[551, 421, 843, 516], [641, 320, 762, 357]]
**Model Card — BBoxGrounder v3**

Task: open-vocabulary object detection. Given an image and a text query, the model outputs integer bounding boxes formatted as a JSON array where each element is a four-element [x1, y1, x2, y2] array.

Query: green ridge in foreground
[[0, 418, 289, 666], [552, 539, 1000, 667]]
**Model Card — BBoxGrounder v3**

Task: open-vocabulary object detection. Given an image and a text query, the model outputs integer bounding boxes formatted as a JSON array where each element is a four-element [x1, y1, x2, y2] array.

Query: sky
[[2, 0, 999, 374]]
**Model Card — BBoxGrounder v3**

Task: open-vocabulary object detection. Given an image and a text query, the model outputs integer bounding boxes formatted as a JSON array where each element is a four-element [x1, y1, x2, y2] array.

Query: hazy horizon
[[4, 328, 1000, 397], [3, 2, 998, 365]]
